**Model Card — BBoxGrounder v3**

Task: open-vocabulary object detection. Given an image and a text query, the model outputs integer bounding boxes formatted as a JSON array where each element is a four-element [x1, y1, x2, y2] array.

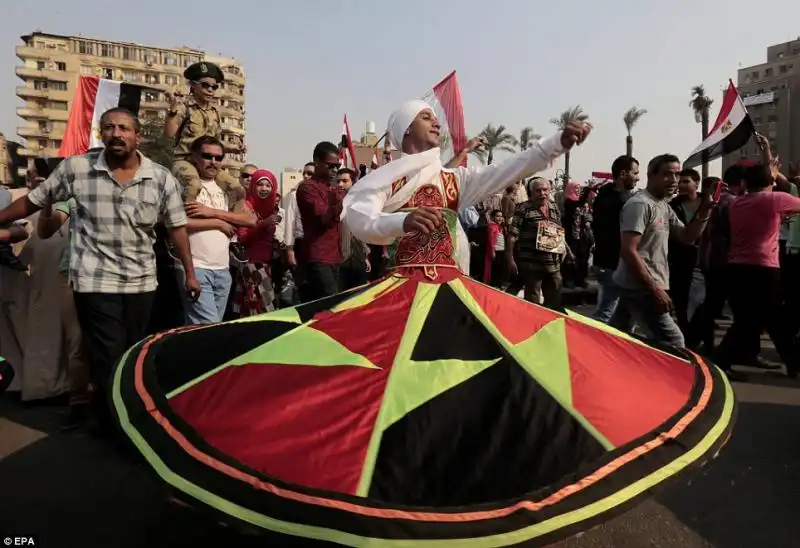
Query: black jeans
[[339, 261, 369, 291], [304, 263, 340, 301], [74, 291, 156, 428], [714, 264, 797, 374]]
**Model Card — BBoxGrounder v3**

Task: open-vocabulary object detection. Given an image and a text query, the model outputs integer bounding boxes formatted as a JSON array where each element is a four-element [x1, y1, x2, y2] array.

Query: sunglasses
[[194, 81, 219, 91], [241, 173, 253, 179], [200, 152, 225, 161]]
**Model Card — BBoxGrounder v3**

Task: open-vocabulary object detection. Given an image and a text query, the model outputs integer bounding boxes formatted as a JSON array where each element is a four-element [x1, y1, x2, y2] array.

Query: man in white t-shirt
[[179, 136, 255, 324]]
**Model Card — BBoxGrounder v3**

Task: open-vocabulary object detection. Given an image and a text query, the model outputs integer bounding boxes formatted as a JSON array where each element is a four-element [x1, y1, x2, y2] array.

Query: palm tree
[[690, 85, 714, 178], [470, 123, 517, 164], [518, 126, 541, 151], [550, 106, 589, 184], [623, 106, 647, 157]]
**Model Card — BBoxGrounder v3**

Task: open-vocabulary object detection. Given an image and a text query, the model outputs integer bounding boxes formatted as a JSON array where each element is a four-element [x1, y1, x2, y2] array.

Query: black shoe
[[732, 356, 782, 370], [60, 403, 90, 432]]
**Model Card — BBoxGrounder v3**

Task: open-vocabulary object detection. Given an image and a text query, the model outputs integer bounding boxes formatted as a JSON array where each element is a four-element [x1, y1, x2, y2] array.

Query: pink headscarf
[[247, 169, 278, 219]]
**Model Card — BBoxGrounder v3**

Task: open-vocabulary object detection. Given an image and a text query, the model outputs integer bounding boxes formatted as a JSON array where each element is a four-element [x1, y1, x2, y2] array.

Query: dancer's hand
[[561, 121, 593, 150], [403, 207, 443, 234]]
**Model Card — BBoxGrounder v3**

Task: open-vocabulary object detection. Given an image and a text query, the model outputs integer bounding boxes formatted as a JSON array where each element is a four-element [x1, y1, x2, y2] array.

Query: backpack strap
[[174, 103, 192, 147]]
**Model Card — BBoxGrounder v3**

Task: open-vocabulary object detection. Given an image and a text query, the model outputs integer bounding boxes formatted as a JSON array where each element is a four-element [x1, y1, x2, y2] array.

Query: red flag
[[421, 71, 467, 166], [339, 115, 358, 171]]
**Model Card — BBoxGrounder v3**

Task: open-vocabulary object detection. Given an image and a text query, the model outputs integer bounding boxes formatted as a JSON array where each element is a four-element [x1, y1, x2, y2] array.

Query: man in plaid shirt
[[0, 107, 199, 436]]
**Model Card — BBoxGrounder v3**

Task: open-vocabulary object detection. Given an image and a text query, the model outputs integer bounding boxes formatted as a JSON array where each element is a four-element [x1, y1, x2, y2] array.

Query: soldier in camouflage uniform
[[164, 61, 246, 209]]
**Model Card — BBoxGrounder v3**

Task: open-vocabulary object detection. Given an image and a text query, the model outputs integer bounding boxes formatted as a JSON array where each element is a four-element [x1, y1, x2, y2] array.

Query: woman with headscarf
[[109, 99, 735, 548], [232, 169, 279, 316]]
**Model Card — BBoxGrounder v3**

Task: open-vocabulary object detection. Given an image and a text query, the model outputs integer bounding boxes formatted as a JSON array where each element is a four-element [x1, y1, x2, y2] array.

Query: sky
[[1, 0, 798, 181]]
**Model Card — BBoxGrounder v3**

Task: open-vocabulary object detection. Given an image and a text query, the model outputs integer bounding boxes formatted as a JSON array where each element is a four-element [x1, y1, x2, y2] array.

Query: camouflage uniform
[[169, 62, 245, 209]]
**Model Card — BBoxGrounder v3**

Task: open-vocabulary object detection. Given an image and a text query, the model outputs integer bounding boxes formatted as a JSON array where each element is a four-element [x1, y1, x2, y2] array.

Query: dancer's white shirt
[[342, 133, 566, 273]]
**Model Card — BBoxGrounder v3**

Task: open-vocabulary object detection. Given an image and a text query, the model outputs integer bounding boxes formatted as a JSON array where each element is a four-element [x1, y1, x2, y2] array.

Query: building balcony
[[221, 124, 245, 136], [16, 86, 71, 102], [16, 86, 49, 99], [18, 146, 61, 158], [218, 105, 243, 118], [15, 66, 70, 82], [219, 87, 244, 100], [223, 157, 244, 169], [15, 45, 53, 61], [222, 70, 245, 86], [17, 126, 65, 140], [16, 106, 45, 118]]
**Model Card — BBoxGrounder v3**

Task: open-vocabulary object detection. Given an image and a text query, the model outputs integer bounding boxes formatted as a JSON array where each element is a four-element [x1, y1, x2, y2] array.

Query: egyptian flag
[[59, 75, 144, 157], [683, 80, 753, 169], [339, 114, 358, 171], [421, 71, 467, 166]]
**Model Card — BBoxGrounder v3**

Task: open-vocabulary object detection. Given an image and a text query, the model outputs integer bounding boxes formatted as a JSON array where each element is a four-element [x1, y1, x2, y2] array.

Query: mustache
[[108, 139, 126, 147]]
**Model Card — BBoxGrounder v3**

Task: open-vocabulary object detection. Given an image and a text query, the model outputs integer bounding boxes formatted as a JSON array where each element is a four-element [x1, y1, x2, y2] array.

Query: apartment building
[[14, 31, 247, 177], [723, 38, 800, 172]]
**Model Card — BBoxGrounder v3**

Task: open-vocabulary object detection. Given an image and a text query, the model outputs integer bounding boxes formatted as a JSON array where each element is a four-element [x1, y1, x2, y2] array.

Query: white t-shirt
[[189, 180, 230, 270]]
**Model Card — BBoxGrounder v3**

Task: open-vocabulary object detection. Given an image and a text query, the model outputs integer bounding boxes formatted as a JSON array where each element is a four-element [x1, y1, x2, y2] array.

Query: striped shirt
[[27, 150, 187, 294]]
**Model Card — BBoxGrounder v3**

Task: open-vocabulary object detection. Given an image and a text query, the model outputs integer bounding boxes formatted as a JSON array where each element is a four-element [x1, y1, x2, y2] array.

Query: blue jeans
[[592, 268, 621, 323], [608, 288, 685, 348], [176, 266, 232, 325]]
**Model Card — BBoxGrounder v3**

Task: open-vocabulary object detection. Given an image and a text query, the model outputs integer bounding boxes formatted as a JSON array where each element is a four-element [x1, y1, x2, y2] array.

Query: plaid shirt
[[27, 150, 187, 294], [509, 200, 563, 273]]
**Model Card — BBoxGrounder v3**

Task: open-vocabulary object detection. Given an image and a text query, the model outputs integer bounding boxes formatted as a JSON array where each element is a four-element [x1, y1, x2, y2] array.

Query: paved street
[[1, 305, 799, 547]]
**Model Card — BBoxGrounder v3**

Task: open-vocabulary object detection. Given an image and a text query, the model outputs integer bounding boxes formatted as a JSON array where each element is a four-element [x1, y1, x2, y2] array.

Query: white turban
[[387, 100, 434, 151]]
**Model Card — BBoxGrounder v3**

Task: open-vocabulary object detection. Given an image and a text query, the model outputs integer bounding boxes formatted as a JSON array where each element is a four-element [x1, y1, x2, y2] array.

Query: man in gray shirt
[[609, 154, 715, 348]]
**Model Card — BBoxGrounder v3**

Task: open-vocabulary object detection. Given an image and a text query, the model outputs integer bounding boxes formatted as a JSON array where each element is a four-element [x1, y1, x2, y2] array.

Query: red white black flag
[[683, 80, 753, 169], [60, 75, 144, 157], [339, 114, 358, 171]]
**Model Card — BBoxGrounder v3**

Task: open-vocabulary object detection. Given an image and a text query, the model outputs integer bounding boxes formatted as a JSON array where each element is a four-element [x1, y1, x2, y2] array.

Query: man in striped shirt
[[0, 108, 198, 437]]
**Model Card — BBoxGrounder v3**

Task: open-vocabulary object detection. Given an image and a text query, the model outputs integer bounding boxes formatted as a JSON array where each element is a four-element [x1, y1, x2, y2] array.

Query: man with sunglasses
[[164, 61, 246, 209], [296, 143, 347, 300]]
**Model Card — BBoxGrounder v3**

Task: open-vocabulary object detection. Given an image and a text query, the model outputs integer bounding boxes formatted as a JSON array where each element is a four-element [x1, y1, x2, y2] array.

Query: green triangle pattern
[[229, 306, 302, 324], [513, 318, 572, 406], [377, 358, 501, 431], [224, 325, 378, 369]]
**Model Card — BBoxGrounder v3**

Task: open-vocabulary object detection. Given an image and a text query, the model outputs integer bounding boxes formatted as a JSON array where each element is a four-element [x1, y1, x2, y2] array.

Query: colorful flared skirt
[[110, 268, 735, 546]]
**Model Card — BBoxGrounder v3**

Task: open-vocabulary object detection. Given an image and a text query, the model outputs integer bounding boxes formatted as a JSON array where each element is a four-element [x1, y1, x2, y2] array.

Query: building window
[[80, 65, 93, 75], [765, 67, 773, 77], [143, 91, 159, 103], [751, 70, 759, 80], [33, 80, 47, 90], [123, 70, 136, 81], [122, 47, 132, 60], [56, 62, 66, 71], [103, 68, 114, 79], [165, 55, 177, 66], [38, 121, 48, 131], [36, 61, 45, 70], [47, 101, 67, 110], [79, 41, 91, 55], [780, 64, 788, 74], [50, 81, 67, 90], [165, 75, 178, 85], [101, 44, 112, 57], [144, 74, 160, 85]]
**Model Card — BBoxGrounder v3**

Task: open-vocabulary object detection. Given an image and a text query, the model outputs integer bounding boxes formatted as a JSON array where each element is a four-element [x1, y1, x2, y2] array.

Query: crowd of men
[[2, 59, 797, 442]]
